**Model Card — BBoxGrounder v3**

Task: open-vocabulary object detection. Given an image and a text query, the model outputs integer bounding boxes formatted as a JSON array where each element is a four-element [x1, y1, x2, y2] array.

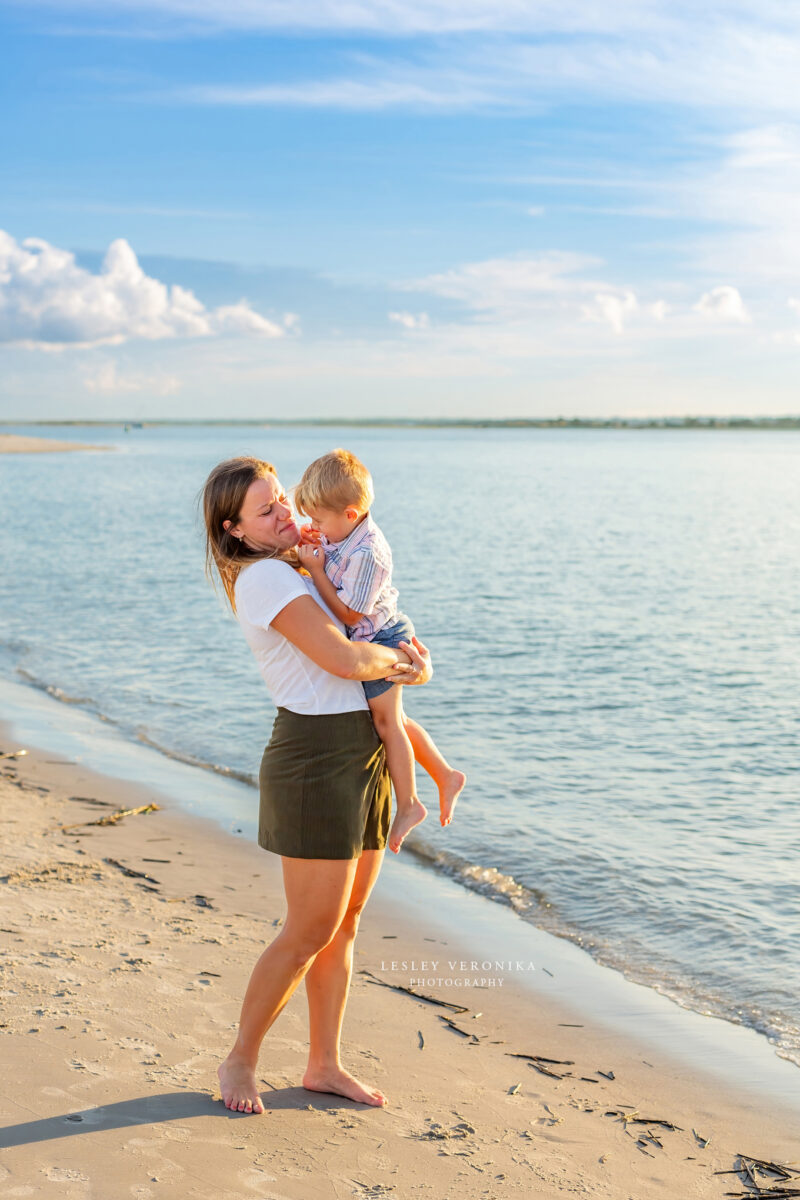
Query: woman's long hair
[[202, 456, 299, 612]]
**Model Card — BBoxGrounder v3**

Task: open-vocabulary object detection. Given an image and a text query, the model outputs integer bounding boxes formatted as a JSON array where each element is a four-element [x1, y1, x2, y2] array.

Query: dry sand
[[1, 740, 799, 1200], [0, 435, 107, 454]]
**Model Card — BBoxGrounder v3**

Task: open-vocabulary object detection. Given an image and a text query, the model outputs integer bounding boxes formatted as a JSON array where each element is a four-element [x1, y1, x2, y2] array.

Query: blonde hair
[[293, 448, 374, 517], [201, 456, 298, 613]]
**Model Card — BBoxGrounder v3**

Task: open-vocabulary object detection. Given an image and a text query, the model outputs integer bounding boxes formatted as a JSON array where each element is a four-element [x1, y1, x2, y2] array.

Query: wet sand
[[1, 738, 799, 1199]]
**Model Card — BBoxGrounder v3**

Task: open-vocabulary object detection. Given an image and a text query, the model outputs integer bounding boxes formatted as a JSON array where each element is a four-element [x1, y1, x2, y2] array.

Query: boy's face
[[304, 505, 361, 544]]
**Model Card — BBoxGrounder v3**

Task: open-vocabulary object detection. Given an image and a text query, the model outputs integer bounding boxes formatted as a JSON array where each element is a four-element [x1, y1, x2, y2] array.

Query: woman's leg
[[368, 687, 427, 853], [403, 715, 466, 826], [302, 848, 388, 1105], [218, 855, 359, 1114]]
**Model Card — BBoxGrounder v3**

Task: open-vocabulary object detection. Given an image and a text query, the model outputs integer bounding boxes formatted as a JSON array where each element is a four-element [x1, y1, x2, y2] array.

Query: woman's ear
[[223, 519, 240, 538]]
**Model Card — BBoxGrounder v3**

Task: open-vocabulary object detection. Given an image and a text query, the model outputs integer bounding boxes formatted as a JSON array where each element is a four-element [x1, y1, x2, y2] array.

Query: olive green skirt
[[258, 707, 392, 859]]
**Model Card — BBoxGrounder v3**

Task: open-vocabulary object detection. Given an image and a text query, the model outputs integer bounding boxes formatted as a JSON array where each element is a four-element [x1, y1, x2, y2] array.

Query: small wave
[[403, 834, 552, 918], [15, 667, 116, 721], [45, 684, 96, 706], [134, 729, 257, 788]]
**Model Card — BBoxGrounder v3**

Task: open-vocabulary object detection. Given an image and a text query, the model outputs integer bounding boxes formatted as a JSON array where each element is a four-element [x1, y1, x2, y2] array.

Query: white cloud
[[388, 310, 430, 330], [405, 252, 604, 315], [177, 78, 493, 111], [527, 206, 546, 217], [0, 230, 287, 348], [403, 252, 725, 340], [693, 285, 750, 323], [212, 301, 286, 336], [582, 290, 638, 334], [82, 359, 183, 394], [122, 15, 800, 117], [401, 250, 763, 341], [26, 1, 800, 39]]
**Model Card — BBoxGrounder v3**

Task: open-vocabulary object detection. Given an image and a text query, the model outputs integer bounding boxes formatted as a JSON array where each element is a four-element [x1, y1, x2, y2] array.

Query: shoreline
[[2, 694, 800, 1195], [2, 670, 800, 1099]]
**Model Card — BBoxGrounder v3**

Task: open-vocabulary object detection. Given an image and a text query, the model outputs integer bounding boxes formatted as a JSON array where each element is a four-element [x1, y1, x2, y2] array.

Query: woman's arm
[[271, 594, 425, 682]]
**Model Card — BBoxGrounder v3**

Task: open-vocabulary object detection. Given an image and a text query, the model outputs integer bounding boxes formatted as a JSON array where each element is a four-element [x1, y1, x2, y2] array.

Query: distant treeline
[[10, 416, 800, 430]]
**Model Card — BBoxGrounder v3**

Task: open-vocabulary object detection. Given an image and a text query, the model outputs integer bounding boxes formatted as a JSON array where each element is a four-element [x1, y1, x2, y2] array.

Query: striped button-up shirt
[[322, 513, 399, 641]]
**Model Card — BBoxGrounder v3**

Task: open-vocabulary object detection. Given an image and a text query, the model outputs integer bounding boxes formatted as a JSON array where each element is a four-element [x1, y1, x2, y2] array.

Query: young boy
[[294, 448, 465, 854]]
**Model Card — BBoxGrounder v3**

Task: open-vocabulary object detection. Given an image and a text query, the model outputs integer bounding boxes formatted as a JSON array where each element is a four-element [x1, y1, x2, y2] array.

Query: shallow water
[[1, 421, 799, 1064]]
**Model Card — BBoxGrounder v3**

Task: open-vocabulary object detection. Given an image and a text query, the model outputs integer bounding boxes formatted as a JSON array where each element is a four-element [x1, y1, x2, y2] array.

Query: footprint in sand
[[44, 1167, 90, 1182], [118, 1036, 158, 1055]]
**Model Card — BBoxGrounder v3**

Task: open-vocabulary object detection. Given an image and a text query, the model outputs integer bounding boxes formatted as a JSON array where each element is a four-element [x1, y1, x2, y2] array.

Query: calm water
[[1, 423, 799, 1064]]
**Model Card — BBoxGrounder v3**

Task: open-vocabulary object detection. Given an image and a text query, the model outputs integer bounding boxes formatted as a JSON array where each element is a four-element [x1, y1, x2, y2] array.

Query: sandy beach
[[0, 435, 108, 454], [1, 731, 799, 1199]]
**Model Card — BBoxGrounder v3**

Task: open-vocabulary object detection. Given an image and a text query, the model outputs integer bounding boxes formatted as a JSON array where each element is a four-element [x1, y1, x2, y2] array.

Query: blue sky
[[1, 1, 800, 419]]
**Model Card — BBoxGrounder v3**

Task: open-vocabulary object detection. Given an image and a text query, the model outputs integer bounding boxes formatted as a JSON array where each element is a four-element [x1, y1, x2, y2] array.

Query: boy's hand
[[297, 543, 325, 573], [299, 524, 321, 546]]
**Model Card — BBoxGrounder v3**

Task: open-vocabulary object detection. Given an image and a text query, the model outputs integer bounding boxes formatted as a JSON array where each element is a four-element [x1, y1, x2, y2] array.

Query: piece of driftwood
[[604, 1109, 683, 1131], [104, 857, 160, 885], [507, 1052, 574, 1066], [507, 1051, 574, 1079], [61, 803, 161, 831], [359, 969, 468, 1014], [438, 1015, 481, 1043]]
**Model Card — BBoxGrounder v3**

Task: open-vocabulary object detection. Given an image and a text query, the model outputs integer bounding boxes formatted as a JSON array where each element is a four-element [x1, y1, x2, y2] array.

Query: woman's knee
[[280, 919, 340, 966], [337, 896, 368, 939]]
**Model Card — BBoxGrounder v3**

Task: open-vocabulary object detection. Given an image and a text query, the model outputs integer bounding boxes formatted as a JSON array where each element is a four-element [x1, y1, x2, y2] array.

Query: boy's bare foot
[[217, 1055, 264, 1115], [388, 796, 427, 854], [303, 1064, 388, 1107], [439, 770, 466, 827]]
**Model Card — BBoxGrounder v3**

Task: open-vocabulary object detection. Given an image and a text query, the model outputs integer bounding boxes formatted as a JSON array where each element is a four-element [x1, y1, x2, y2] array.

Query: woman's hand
[[299, 524, 321, 546], [384, 637, 432, 686]]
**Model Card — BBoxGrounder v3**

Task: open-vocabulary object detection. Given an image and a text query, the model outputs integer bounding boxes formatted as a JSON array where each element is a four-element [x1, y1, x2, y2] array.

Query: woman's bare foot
[[217, 1055, 264, 1115], [303, 1064, 388, 1107], [439, 770, 466, 827], [388, 796, 427, 854]]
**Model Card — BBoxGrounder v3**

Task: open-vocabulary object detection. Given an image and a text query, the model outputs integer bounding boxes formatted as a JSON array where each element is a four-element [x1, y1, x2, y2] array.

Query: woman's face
[[224, 474, 299, 553]]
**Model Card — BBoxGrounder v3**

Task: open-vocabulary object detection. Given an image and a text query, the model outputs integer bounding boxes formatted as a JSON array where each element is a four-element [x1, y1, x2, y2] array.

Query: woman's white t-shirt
[[234, 558, 369, 716]]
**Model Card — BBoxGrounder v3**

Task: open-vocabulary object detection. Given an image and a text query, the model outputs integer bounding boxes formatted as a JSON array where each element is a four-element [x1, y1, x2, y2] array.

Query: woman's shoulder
[[235, 557, 308, 610]]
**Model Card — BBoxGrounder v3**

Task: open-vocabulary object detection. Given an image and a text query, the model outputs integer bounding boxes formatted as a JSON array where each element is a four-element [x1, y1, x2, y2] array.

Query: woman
[[202, 455, 431, 1115]]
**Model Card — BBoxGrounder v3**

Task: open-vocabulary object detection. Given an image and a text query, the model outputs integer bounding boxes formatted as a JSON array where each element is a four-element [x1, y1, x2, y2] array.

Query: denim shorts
[[361, 612, 416, 701]]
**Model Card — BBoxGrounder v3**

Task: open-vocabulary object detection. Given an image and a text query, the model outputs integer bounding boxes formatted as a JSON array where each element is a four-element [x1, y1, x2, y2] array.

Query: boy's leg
[[404, 716, 467, 827], [368, 686, 427, 854]]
